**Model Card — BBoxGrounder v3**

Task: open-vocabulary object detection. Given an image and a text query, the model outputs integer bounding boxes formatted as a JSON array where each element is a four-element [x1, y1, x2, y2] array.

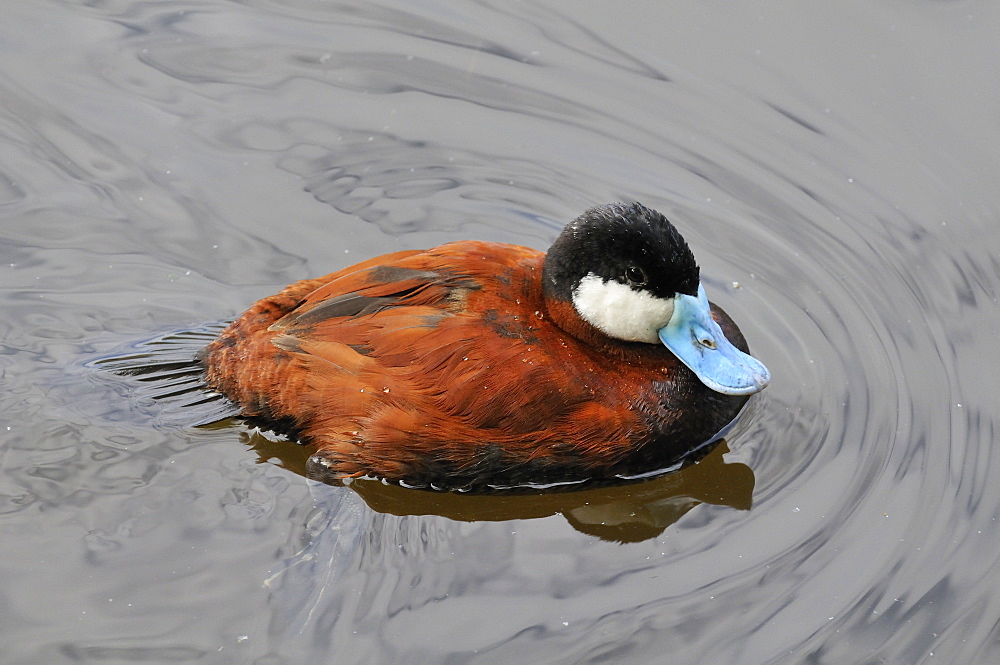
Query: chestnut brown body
[[200, 240, 751, 489]]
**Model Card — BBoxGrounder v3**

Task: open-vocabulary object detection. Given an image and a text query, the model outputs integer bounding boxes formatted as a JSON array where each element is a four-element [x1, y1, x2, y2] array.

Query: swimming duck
[[199, 203, 769, 490]]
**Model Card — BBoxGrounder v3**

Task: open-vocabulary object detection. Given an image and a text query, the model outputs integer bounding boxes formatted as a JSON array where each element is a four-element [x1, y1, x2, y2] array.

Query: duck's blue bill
[[658, 284, 770, 396]]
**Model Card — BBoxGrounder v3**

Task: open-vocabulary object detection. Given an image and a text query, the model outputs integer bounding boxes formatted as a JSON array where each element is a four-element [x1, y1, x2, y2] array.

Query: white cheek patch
[[572, 274, 675, 343]]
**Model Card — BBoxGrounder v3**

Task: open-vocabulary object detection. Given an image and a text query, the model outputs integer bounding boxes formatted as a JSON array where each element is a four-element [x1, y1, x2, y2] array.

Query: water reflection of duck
[[200, 203, 769, 490], [347, 439, 753, 542]]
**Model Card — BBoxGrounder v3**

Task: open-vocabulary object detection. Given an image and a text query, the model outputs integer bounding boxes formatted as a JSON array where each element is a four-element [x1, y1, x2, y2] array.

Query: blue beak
[[657, 284, 770, 396]]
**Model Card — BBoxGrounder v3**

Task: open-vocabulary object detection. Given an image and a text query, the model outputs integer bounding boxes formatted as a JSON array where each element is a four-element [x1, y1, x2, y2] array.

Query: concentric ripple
[[1, 1, 998, 664]]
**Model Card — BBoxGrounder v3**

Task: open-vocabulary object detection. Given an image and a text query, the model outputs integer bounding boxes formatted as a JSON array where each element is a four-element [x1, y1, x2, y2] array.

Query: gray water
[[2, 1, 999, 663]]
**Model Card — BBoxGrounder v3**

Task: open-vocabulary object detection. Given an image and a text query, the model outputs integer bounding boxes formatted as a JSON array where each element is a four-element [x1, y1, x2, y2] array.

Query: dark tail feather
[[90, 323, 242, 427]]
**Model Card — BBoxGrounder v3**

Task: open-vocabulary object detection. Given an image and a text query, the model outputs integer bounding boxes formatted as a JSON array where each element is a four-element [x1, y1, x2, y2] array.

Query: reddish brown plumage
[[200, 239, 751, 489]]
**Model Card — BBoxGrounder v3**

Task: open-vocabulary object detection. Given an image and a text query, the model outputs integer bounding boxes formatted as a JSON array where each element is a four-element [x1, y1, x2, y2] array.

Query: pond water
[[2, 1, 999, 663]]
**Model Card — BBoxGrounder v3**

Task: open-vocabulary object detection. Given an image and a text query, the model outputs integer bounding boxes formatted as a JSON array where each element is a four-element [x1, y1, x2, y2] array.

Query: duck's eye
[[624, 266, 647, 286]]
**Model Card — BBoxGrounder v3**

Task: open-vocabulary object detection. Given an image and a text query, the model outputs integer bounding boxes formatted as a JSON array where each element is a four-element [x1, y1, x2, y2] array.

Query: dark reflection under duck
[[246, 429, 754, 543]]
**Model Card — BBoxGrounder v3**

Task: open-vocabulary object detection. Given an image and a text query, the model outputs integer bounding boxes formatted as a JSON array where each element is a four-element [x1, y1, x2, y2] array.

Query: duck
[[198, 202, 769, 490]]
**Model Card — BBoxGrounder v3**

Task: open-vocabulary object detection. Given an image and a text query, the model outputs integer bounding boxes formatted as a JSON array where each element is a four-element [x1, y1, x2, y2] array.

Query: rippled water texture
[[2, 2, 999, 663]]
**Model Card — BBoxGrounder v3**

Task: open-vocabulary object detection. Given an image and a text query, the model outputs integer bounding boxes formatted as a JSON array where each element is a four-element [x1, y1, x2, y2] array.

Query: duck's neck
[[542, 295, 664, 362]]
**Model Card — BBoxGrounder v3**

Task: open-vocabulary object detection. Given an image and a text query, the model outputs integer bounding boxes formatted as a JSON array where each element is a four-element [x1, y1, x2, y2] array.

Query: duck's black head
[[542, 202, 770, 396], [543, 202, 700, 307]]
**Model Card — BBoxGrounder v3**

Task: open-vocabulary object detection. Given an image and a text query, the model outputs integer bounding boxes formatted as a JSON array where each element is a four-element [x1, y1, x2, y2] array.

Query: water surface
[[1, 1, 999, 663]]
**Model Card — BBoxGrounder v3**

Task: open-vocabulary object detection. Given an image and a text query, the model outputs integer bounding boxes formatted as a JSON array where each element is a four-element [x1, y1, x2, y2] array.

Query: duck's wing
[[263, 242, 599, 429], [270, 264, 479, 333], [267, 242, 536, 377], [269, 240, 537, 336]]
